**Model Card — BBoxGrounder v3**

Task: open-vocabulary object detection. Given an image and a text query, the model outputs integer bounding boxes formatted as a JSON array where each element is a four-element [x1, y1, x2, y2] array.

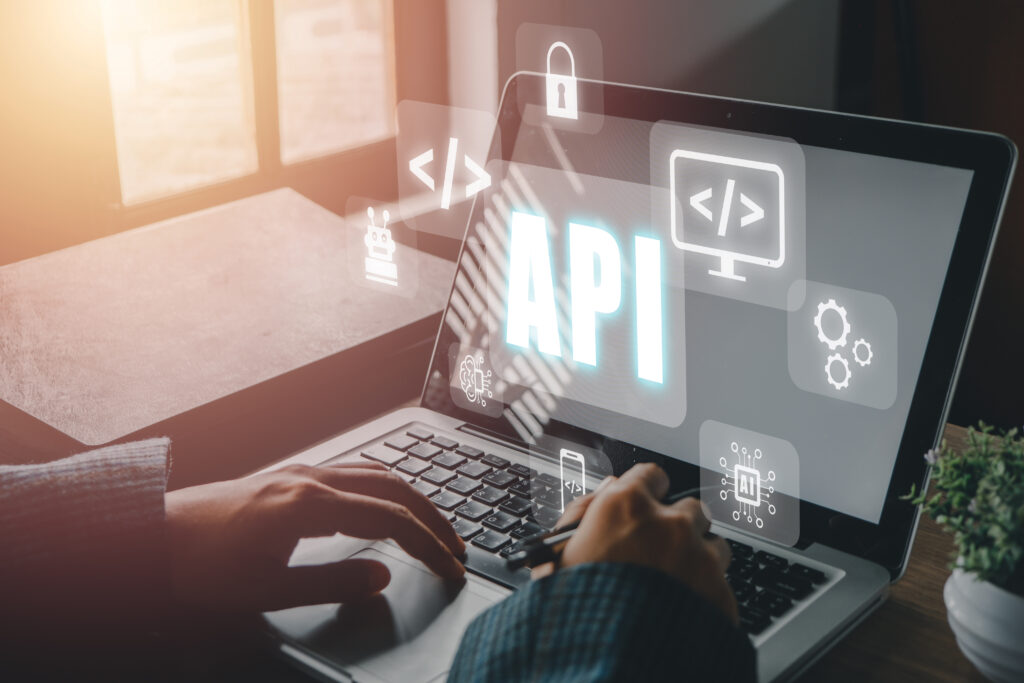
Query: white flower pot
[[944, 569, 1024, 682]]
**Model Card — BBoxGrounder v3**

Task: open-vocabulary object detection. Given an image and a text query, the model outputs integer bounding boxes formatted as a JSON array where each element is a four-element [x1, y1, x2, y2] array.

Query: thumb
[[265, 558, 391, 610]]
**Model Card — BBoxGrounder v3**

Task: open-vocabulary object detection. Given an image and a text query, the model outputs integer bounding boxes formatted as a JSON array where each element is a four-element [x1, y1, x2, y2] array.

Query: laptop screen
[[422, 81, 974, 526]]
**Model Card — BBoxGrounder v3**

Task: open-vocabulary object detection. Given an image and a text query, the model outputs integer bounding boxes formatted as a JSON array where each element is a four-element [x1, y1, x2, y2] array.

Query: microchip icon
[[734, 464, 761, 507]]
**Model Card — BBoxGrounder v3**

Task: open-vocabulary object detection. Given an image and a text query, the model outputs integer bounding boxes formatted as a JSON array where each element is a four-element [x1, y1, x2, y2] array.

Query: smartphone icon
[[559, 448, 587, 512]]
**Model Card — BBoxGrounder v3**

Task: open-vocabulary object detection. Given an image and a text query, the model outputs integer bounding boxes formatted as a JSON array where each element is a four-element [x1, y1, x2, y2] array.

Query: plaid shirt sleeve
[[449, 562, 756, 682]]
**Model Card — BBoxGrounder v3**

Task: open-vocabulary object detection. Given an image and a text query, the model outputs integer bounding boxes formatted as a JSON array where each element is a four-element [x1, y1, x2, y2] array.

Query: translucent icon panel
[[344, 196, 418, 299], [526, 441, 613, 527], [395, 101, 498, 240], [515, 23, 605, 134], [651, 122, 805, 310], [448, 343, 503, 418], [787, 280, 898, 409], [700, 420, 800, 546]]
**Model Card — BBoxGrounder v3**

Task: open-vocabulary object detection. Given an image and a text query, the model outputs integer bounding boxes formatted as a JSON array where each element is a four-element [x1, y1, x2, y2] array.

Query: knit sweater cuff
[[0, 438, 172, 635]]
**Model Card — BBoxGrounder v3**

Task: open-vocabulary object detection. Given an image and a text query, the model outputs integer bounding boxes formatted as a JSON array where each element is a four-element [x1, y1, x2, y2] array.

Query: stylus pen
[[505, 486, 708, 570]]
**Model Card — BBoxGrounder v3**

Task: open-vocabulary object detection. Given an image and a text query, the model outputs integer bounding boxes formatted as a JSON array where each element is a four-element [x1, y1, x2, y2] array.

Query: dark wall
[[862, 2, 1024, 429]]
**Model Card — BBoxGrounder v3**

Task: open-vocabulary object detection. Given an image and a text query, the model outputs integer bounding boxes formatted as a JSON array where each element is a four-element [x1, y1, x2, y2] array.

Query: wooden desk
[[802, 423, 985, 681]]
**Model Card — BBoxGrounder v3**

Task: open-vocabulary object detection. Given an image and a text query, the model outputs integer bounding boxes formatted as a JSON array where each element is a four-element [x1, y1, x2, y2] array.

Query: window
[[274, 0, 396, 164], [101, 0, 258, 204]]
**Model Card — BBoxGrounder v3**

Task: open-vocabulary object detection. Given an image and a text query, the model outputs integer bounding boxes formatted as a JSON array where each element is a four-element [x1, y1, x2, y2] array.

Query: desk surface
[[803, 423, 984, 682], [0, 188, 452, 446]]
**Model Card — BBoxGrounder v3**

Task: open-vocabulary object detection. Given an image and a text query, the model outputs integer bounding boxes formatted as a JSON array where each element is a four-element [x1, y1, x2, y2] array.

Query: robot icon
[[364, 206, 398, 286]]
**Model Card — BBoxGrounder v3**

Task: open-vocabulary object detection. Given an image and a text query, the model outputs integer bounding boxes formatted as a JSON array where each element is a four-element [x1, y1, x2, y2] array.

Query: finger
[[263, 558, 391, 610], [670, 496, 712, 536], [556, 491, 596, 528], [706, 534, 732, 574], [326, 461, 388, 471], [307, 467, 465, 556], [303, 488, 465, 580], [531, 562, 557, 580], [613, 463, 670, 500]]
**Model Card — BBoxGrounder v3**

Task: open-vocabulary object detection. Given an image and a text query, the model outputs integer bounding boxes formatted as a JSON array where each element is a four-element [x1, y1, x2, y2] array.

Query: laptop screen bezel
[[419, 72, 1017, 580]]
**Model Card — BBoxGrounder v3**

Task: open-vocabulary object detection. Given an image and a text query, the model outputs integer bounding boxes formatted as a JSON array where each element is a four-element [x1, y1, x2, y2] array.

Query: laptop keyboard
[[339, 424, 570, 576], [726, 539, 828, 635], [333, 422, 829, 632]]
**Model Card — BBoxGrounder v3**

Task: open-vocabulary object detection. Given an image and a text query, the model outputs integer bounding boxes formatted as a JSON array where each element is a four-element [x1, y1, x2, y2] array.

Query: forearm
[[0, 439, 172, 640], [450, 562, 756, 682]]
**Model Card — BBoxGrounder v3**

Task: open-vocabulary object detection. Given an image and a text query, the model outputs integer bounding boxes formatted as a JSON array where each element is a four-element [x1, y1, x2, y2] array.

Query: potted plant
[[905, 424, 1024, 682]]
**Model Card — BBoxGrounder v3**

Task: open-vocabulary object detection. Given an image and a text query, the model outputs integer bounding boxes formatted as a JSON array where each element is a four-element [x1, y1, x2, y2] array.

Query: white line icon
[[719, 441, 777, 530], [669, 149, 784, 282], [408, 137, 491, 210], [363, 206, 397, 286], [558, 448, 586, 513]]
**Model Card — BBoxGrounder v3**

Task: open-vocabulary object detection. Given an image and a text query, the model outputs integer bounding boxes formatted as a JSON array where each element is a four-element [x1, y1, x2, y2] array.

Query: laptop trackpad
[[264, 543, 509, 683]]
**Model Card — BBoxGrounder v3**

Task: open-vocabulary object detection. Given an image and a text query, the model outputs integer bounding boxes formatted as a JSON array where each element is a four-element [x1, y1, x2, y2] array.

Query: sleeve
[[449, 562, 757, 683], [0, 438, 172, 642]]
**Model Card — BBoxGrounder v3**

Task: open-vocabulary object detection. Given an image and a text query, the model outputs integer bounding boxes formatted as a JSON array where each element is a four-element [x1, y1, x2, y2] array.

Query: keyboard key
[[429, 491, 466, 511], [535, 487, 563, 509], [508, 479, 533, 498], [482, 511, 519, 532], [732, 580, 756, 605], [433, 452, 468, 470], [739, 611, 771, 635], [432, 436, 459, 450], [456, 461, 492, 480], [754, 550, 789, 571], [421, 467, 457, 485], [755, 571, 812, 600], [397, 473, 417, 484], [482, 470, 517, 489], [447, 476, 482, 496], [499, 541, 524, 559], [455, 445, 484, 459], [471, 530, 510, 553], [451, 519, 482, 541], [360, 445, 406, 466], [510, 521, 545, 539], [752, 590, 793, 617], [499, 496, 533, 517], [788, 563, 827, 585], [455, 501, 493, 522], [728, 539, 754, 558], [408, 443, 443, 460], [411, 479, 440, 497], [481, 453, 510, 469], [472, 485, 509, 506], [384, 434, 418, 452], [407, 427, 434, 441], [508, 464, 533, 478], [536, 473, 559, 488], [531, 506, 561, 529], [396, 458, 432, 476]]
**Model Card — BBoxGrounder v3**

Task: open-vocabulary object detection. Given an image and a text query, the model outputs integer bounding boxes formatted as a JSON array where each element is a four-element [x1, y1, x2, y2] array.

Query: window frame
[[106, 0, 448, 232]]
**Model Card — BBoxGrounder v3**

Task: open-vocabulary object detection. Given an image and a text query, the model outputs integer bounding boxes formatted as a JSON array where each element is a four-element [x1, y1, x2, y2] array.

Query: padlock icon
[[546, 41, 578, 120]]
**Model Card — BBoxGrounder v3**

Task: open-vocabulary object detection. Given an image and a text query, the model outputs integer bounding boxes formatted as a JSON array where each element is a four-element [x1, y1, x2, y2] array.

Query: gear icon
[[852, 338, 873, 367], [814, 299, 851, 350], [825, 353, 851, 390]]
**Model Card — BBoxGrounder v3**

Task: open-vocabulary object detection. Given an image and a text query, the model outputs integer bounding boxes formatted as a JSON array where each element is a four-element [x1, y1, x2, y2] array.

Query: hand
[[165, 462, 465, 612], [542, 463, 737, 623]]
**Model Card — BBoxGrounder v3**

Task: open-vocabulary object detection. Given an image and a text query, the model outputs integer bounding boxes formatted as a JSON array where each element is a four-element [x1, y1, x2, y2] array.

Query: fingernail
[[700, 501, 713, 522]]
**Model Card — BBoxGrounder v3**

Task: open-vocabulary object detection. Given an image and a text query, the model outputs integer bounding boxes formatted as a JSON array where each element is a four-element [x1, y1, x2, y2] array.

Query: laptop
[[260, 73, 1016, 682]]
